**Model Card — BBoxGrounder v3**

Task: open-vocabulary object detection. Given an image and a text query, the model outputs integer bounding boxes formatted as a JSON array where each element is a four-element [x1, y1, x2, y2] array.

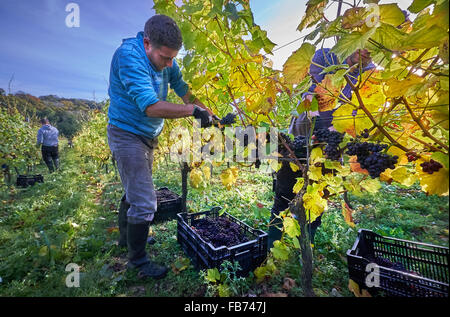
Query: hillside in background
[[0, 88, 106, 139]]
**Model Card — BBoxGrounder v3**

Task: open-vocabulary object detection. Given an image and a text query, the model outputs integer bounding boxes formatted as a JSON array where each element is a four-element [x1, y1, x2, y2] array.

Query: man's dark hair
[[40, 118, 49, 125], [144, 15, 182, 50]]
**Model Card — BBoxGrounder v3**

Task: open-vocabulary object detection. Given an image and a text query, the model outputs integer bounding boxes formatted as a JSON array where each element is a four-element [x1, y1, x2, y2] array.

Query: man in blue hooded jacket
[[37, 118, 59, 173], [107, 14, 215, 279]]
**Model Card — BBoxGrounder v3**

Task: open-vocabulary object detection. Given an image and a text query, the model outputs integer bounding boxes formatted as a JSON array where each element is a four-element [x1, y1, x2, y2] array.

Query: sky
[[0, 0, 414, 101]]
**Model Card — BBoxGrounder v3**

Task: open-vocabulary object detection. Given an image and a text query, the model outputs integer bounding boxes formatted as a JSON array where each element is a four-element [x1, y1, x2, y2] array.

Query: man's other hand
[[192, 105, 213, 128]]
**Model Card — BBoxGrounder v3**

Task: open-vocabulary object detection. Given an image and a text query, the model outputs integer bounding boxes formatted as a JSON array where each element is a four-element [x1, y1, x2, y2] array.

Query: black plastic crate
[[347, 229, 449, 297], [16, 174, 44, 188], [154, 187, 182, 223], [177, 207, 268, 277]]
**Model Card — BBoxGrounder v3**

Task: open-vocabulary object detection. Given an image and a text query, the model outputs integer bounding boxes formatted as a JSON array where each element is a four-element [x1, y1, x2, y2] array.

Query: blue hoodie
[[108, 31, 189, 139], [37, 124, 59, 147]]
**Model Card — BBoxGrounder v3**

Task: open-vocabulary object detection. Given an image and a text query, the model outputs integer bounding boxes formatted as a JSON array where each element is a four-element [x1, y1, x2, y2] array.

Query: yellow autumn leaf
[[202, 165, 211, 182], [310, 147, 325, 164], [293, 177, 305, 194], [303, 183, 328, 222], [344, 174, 364, 196], [342, 201, 356, 228], [332, 103, 373, 138], [283, 217, 301, 238], [289, 162, 300, 172], [385, 75, 425, 97], [324, 160, 351, 177], [322, 173, 344, 194], [387, 146, 408, 166], [220, 167, 239, 190], [415, 159, 449, 196], [349, 155, 369, 175], [360, 178, 381, 194], [308, 165, 323, 181], [269, 159, 282, 172], [391, 166, 418, 187], [348, 279, 372, 297], [189, 168, 204, 188], [379, 168, 393, 183], [314, 75, 344, 111]]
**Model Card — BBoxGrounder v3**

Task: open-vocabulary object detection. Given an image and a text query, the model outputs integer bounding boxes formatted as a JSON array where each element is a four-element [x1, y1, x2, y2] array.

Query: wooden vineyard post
[[181, 162, 190, 213]]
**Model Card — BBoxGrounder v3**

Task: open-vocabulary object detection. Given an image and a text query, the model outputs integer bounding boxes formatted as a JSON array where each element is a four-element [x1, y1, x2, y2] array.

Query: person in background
[[289, 48, 374, 136], [268, 48, 375, 249], [107, 14, 216, 280], [36, 118, 59, 173]]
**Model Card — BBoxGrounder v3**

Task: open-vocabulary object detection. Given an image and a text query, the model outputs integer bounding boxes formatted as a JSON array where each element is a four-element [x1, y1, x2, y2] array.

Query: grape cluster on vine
[[406, 151, 419, 162], [346, 141, 398, 178], [219, 112, 237, 125], [313, 129, 344, 161], [276, 132, 293, 157], [292, 135, 308, 158], [420, 159, 443, 174], [360, 128, 370, 139]]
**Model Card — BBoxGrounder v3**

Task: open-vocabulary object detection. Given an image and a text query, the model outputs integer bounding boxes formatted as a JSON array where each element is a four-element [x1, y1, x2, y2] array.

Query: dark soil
[[192, 216, 249, 248]]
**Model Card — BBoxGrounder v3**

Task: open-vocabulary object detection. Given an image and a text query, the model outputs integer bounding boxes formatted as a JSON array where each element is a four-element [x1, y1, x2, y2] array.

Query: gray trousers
[[107, 124, 158, 224]]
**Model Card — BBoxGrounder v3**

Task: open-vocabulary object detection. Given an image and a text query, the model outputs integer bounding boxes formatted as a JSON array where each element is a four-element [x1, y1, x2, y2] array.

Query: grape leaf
[[271, 240, 290, 260], [283, 217, 301, 238], [378, 4, 406, 27], [297, 0, 327, 32], [331, 27, 376, 64], [282, 43, 316, 84], [408, 0, 435, 13], [342, 201, 356, 228], [220, 166, 239, 190], [189, 168, 205, 188], [416, 159, 449, 196], [390, 166, 418, 187], [293, 177, 305, 194]]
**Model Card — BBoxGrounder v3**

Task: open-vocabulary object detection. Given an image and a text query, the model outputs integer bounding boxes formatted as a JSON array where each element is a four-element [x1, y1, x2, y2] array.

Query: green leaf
[[319, 63, 349, 75], [408, 0, 435, 13], [401, 25, 448, 50], [224, 3, 239, 21], [180, 23, 196, 51], [206, 268, 221, 283], [292, 237, 300, 249], [283, 217, 301, 238], [378, 4, 406, 27], [331, 27, 376, 63], [371, 23, 408, 51], [282, 43, 316, 84], [297, 0, 328, 31], [218, 284, 231, 297], [271, 240, 290, 260]]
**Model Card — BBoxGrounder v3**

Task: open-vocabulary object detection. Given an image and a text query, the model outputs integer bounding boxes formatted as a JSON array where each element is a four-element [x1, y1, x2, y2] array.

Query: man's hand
[[192, 105, 213, 128]]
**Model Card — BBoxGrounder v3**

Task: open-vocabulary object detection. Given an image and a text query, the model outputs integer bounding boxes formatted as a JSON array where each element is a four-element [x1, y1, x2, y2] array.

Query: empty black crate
[[16, 174, 44, 188], [177, 207, 268, 276], [347, 229, 449, 297], [154, 187, 182, 223]]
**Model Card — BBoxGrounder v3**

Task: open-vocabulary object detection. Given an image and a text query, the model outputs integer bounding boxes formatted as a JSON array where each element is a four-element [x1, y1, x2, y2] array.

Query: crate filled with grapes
[[153, 187, 183, 223], [177, 207, 268, 277], [16, 174, 44, 188], [347, 229, 449, 297]]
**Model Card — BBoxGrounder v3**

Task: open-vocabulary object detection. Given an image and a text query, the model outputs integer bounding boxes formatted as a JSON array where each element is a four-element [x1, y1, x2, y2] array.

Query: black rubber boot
[[267, 196, 287, 249], [118, 194, 156, 247], [127, 222, 168, 280], [268, 215, 283, 249], [308, 215, 322, 245], [118, 194, 129, 248]]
